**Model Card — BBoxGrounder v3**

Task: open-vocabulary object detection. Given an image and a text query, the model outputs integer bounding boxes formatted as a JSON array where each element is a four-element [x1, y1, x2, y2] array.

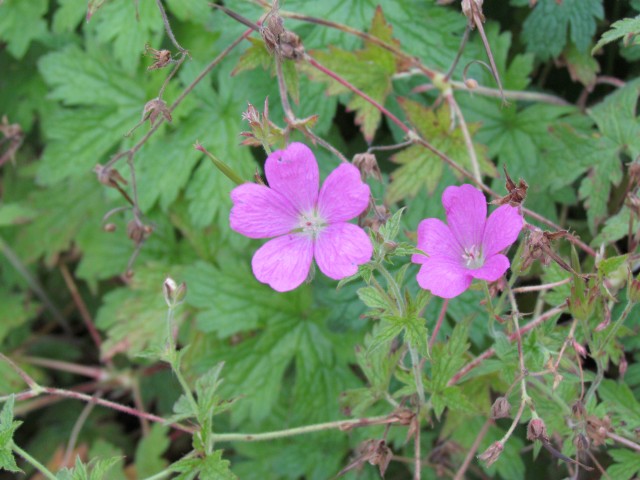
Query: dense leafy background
[[1, 0, 640, 479]]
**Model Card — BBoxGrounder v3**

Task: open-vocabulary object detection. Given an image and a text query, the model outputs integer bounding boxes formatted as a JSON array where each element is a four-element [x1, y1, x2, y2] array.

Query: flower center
[[297, 210, 327, 239], [462, 245, 484, 269]]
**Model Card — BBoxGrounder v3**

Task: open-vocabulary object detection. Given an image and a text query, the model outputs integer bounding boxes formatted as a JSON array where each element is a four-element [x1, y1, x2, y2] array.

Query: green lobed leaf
[[607, 449, 640, 480], [0, 396, 22, 473], [134, 424, 169, 478], [593, 15, 640, 53], [522, 0, 604, 59], [0, 0, 48, 59], [303, 6, 400, 141]]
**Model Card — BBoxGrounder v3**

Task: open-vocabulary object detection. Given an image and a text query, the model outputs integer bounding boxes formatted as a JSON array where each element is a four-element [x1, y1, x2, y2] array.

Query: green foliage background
[[1, 0, 640, 479]]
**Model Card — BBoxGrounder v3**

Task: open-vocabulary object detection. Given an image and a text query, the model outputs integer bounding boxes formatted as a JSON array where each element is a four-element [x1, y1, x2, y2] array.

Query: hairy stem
[[12, 443, 58, 480]]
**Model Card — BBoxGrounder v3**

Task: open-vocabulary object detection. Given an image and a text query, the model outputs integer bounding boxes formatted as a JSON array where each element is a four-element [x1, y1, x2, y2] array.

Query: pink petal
[[230, 183, 298, 238], [412, 218, 463, 265], [252, 234, 314, 292], [264, 142, 319, 213], [482, 205, 523, 257], [314, 223, 373, 280], [415, 257, 472, 299], [442, 184, 487, 250], [317, 164, 370, 222], [468, 254, 510, 282]]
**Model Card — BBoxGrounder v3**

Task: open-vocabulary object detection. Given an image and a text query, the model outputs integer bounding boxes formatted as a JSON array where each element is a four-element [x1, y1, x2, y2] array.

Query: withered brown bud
[[353, 153, 382, 181], [145, 44, 172, 70], [491, 396, 511, 419], [571, 401, 585, 419], [573, 433, 590, 451], [527, 418, 549, 442], [142, 98, 172, 126], [391, 408, 415, 426], [360, 439, 393, 478], [462, 0, 485, 27], [0, 116, 24, 166], [491, 166, 528, 207], [103, 223, 117, 232], [94, 164, 128, 189], [127, 219, 148, 244], [259, 7, 304, 60], [477, 441, 503, 467]]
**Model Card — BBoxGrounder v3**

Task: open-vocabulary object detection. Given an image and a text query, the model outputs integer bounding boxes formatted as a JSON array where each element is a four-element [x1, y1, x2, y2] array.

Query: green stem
[[600, 301, 635, 353], [166, 307, 199, 415], [12, 443, 57, 480], [376, 264, 404, 315], [211, 415, 390, 442], [409, 343, 426, 407]]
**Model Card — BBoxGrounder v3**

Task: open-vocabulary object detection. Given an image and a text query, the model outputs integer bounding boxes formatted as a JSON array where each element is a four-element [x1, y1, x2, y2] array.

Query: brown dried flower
[[586, 415, 611, 447], [0, 116, 24, 166], [521, 227, 574, 272], [353, 152, 382, 181], [142, 98, 172, 126], [94, 164, 128, 189], [462, 0, 485, 28], [573, 433, 590, 451], [478, 441, 503, 467], [491, 166, 528, 208], [145, 44, 172, 70], [259, 3, 304, 60]]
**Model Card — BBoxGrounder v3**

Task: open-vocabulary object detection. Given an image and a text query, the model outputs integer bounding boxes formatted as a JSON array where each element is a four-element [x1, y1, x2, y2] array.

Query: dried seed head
[[145, 44, 172, 70], [259, 5, 304, 60], [353, 152, 382, 181], [491, 166, 528, 207], [142, 98, 172, 126], [362, 205, 390, 233], [478, 441, 503, 467], [491, 396, 512, 419], [527, 418, 549, 442]]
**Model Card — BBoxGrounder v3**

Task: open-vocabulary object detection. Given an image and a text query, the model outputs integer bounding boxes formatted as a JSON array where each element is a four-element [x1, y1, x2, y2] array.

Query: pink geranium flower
[[230, 142, 373, 292], [412, 184, 523, 299]]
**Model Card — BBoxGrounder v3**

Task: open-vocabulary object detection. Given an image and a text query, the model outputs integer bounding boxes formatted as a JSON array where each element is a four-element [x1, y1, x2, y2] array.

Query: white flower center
[[297, 210, 327, 239], [462, 245, 484, 269]]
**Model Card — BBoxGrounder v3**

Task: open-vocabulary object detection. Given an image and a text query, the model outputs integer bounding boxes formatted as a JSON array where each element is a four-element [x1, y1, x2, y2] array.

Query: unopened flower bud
[[163, 277, 187, 308], [477, 441, 503, 467], [573, 432, 590, 451], [619, 355, 628, 378], [527, 418, 549, 442], [465, 78, 478, 89], [572, 339, 587, 358], [491, 396, 511, 419], [103, 223, 117, 232]]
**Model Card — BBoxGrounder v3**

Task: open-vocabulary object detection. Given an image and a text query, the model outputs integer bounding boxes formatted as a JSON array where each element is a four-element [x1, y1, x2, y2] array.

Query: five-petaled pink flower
[[230, 142, 373, 292], [412, 184, 523, 299]]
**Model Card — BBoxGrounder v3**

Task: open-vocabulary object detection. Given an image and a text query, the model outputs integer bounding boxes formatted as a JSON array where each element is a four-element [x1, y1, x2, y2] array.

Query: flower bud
[[163, 277, 187, 308], [527, 418, 549, 442], [619, 355, 628, 379], [103, 223, 117, 232], [127, 219, 148, 243], [465, 78, 478, 89], [572, 339, 587, 358], [628, 274, 640, 304], [491, 396, 511, 419], [478, 441, 503, 467]]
